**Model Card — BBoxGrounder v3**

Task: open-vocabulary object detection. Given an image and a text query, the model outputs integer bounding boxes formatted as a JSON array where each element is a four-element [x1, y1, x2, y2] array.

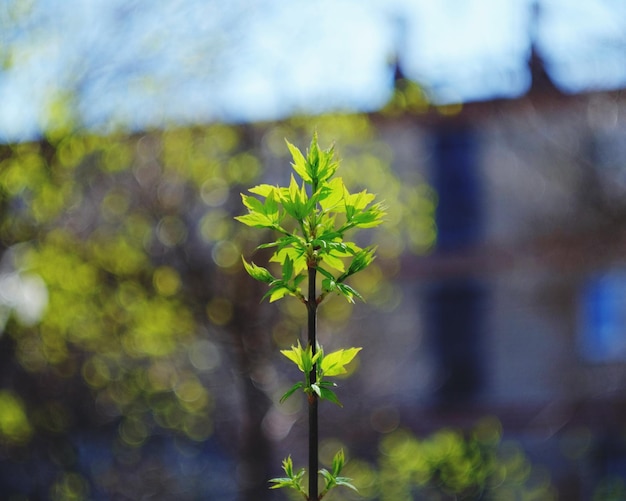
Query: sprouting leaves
[[269, 456, 307, 498], [241, 258, 274, 284], [270, 451, 357, 501], [234, 188, 282, 230], [280, 341, 320, 374], [280, 343, 361, 407], [237, 133, 380, 500], [286, 131, 339, 187], [319, 347, 361, 377], [319, 449, 358, 497], [241, 256, 305, 303], [235, 133, 385, 305]]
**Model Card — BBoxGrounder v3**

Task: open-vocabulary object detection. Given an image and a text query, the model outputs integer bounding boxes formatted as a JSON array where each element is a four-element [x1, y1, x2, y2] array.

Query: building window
[[426, 126, 486, 402], [579, 268, 626, 363]]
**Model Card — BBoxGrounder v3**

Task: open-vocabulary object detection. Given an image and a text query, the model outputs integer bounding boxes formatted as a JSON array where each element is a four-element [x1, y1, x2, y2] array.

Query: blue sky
[[0, 0, 625, 141]]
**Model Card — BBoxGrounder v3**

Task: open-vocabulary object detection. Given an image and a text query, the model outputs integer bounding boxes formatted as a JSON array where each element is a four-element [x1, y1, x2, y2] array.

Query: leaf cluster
[[269, 456, 307, 498], [279, 342, 361, 406], [269, 450, 357, 501], [319, 449, 358, 498], [238, 133, 379, 500], [236, 132, 385, 305]]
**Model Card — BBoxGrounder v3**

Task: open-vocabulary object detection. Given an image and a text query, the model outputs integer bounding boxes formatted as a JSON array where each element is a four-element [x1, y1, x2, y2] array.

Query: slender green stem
[[307, 264, 318, 501]]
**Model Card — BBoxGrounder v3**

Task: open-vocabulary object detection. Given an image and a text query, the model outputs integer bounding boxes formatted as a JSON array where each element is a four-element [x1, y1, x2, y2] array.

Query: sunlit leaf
[[342, 246, 377, 280], [266, 286, 291, 303], [320, 254, 344, 273], [320, 347, 362, 377], [240, 193, 264, 213], [270, 247, 307, 276], [234, 212, 274, 228], [350, 203, 386, 228], [280, 342, 321, 373], [249, 184, 277, 197], [242, 258, 275, 284], [319, 177, 345, 212], [281, 345, 304, 371], [285, 140, 311, 183]]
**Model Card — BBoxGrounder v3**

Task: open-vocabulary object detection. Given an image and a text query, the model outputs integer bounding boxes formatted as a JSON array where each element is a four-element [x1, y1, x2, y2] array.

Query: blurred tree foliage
[[319, 418, 557, 501], [0, 112, 436, 499]]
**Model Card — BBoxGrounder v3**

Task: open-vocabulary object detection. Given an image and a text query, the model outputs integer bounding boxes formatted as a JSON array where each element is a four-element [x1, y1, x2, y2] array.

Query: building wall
[[369, 91, 626, 411]]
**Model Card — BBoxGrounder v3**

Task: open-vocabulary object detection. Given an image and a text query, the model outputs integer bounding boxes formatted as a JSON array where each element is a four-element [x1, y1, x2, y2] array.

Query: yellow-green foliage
[[0, 115, 435, 462], [327, 418, 557, 501]]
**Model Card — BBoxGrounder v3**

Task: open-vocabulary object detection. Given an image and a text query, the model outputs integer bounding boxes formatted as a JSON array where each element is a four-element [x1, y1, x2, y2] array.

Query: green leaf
[[269, 456, 306, 494], [322, 277, 337, 294], [319, 177, 346, 212], [234, 212, 274, 228], [257, 235, 299, 253], [242, 258, 275, 284], [350, 203, 386, 228], [235, 191, 283, 229], [280, 381, 304, 403], [268, 478, 292, 490], [319, 468, 334, 485], [307, 132, 320, 180], [264, 285, 291, 303], [293, 274, 306, 287], [335, 477, 358, 492], [285, 140, 311, 183], [316, 266, 336, 281], [282, 255, 294, 281], [344, 188, 376, 215], [278, 175, 309, 221], [341, 246, 376, 280], [320, 347, 362, 377], [319, 449, 358, 495], [326, 240, 352, 254], [332, 449, 345, 476], [255, 241, 280, 250], [270, 247, 307, 276], [320, 252, 346, 273], [249, 184, 276, 197], [315, 148, 339, 185], [336, 283, 364, 303], [280, 342, 321, 373], [240, 193, 265, 213], [281, 344, 304, 371], [318, 380, 337, 389], [319, 386, 342, 406]]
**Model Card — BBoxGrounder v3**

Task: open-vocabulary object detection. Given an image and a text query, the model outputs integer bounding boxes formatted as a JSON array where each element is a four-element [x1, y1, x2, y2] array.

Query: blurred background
[[1, 0, 626, 499]]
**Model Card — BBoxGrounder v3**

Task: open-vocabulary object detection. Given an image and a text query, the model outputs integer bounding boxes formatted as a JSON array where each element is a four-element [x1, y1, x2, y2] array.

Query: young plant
[[236, 133, 385, 500]]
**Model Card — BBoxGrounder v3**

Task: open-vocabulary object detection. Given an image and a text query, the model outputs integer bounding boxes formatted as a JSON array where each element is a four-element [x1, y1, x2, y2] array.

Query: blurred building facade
[[361, 57, 626, 497]]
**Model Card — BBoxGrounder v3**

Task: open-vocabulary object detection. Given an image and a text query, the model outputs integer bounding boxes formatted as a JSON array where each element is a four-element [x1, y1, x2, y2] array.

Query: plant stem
[[307, 264, 318, 501]]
